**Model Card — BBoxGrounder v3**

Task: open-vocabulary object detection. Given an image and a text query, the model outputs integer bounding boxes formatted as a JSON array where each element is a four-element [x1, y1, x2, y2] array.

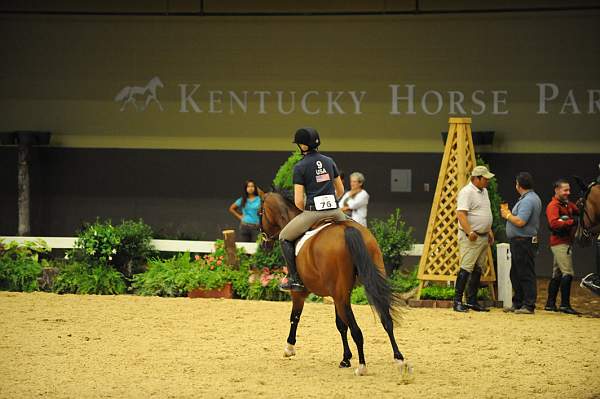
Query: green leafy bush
[[251, 240, 285, 270], [389, 268, 419, 293], [71, 219, 156, 278], [246, 266, 289, 301], [0, 239, 49, 292], [71, 220, 121, 265], [369, 209, 415, 271], [0, 255, 43, 292], [113, 219, 156, 277], [53, 262, 126, 295], [420, 285, 489, 300], [477, 156, 506, 243], [132, 252, 232, 297], [351, 286, 369, 305], [272, 150, 302, 190]]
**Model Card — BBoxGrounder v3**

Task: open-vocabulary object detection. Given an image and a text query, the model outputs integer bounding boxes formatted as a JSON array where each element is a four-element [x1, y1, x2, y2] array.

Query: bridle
[[258, 193, 279, 244]]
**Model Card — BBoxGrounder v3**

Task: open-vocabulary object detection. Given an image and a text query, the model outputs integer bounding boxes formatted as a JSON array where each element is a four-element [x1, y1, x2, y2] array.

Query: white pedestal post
[[496, 243, 512, 309]]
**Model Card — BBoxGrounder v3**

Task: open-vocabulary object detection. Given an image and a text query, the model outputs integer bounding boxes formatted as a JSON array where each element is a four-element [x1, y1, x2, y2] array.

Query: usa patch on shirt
[[316, 173, 330, 183]]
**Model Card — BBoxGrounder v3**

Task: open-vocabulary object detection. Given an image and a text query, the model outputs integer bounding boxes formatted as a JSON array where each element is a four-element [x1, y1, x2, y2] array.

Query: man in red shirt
[[545, 179, 579, 314]]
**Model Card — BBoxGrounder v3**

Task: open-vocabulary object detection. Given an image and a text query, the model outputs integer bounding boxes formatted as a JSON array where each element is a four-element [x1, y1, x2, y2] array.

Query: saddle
[[309, 217, 336, 230]]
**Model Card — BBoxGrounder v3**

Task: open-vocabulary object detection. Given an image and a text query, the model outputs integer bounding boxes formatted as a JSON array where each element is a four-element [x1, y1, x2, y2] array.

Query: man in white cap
[[454, 165, 495, 312]]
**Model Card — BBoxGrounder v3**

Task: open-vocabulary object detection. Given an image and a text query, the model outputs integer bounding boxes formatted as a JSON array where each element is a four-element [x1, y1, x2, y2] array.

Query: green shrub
[[389, 267, 419, 293], [132, 252, 233, 297], [53, 262, 126, 295], [0, 255, 43, 292], [246, 267, 289, 301], [251, 240, 285, 270], [113, 219, 156, 277], [71, 220, 121, 265], [420, 285, 490, 300], [477, 156, 506, 243], [369, 209, 415, 271], [272, 150, 303, 191], [0, 239, 49, 292], [351, 286, 369, 305]]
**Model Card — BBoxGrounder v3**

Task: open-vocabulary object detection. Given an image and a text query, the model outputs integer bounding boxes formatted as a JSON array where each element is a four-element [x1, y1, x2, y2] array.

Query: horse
[[575, 181, 600, 244], [114, 76, 164, 111], [258, 191, 412, 379]]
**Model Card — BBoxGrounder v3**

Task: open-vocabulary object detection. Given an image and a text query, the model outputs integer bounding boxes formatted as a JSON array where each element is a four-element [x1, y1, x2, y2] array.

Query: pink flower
[[210, 266, 215, 271], [216, 260, 222, 266], [281, 277, 289, 285], [262, 267, 270, 274], [219, 255, 224, 260], [208, 256, 214, 262], [194, 255, 200, 261], [282, 266, 288, 275], [260, 275, 271, 287]]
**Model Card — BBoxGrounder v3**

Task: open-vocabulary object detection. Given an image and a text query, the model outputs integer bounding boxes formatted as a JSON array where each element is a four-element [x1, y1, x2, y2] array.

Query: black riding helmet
[[293, 127, 320, 150]]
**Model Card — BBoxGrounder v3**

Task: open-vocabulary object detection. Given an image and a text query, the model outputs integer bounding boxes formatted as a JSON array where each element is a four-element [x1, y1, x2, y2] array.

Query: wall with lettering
[[0, 11, 598, 152]]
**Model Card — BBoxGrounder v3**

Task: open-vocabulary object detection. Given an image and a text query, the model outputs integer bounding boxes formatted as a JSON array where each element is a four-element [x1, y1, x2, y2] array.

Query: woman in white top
[[340, 172, 370, 226]]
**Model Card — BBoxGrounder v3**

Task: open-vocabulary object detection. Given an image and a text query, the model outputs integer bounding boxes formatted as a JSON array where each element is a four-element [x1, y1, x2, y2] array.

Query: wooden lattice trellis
[[416, 117, 496, 299]]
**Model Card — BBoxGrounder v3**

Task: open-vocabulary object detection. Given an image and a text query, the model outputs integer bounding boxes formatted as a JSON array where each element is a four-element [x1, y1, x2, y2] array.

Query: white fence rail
[[0, 236, 425, 257]]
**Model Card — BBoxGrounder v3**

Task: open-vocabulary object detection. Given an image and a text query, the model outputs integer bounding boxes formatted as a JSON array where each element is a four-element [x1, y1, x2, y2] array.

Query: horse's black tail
[[344, 226, 401, 322]]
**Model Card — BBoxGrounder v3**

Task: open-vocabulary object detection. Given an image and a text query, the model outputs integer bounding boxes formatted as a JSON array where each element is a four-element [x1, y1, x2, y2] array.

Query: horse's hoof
[[283, 344, 296, 358], [339, 359, 351, 368], [354, 364, 367, 376], [396, 359, 414, 383]]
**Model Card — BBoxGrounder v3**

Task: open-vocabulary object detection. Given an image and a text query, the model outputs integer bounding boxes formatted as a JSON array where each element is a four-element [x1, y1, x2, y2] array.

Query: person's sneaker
[[580, 273, 600, 296], [544, 305, 559, 312], [514, 307, 535, 314], [503, 306, 517, 313], [558, 306, 580, 315]]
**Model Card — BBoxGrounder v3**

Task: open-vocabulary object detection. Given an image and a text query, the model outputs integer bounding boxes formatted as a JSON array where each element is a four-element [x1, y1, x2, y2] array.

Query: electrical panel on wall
[[391, 169, 411, 192]]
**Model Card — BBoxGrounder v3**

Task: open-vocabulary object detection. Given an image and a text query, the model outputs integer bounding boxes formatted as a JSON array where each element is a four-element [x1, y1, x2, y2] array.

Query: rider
[[278, 127, 347, 292]]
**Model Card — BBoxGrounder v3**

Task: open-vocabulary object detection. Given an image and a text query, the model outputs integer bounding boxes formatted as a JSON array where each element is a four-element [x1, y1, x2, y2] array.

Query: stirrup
[[279, 278, 305, 292]]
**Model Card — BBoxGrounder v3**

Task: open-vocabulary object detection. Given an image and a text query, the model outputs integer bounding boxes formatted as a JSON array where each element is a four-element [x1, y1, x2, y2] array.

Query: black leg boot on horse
[[559, 275, 580, 315], [453, 268, 470, 312], [544, 275, 561, 311], [465, 266, 490, 312], [279, 240, 305, 292]]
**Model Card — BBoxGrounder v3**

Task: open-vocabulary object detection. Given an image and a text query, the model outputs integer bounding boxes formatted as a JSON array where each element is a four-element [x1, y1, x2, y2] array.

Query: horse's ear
[[258, 187, 266, 200], [572, 175, 588, 193]]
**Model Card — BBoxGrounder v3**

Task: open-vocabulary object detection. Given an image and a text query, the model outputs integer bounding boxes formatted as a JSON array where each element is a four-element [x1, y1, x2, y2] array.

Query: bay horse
[[258, 191, 412, 379], [576, 181, 600, 244]]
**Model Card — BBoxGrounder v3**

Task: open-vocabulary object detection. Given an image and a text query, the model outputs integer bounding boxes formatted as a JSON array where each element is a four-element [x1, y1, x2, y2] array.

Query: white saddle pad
[[295, 223, 332, 256]]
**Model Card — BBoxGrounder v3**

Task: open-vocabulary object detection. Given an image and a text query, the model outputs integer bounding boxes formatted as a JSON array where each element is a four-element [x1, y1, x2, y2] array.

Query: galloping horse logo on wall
[[114, 76, 164, 111]]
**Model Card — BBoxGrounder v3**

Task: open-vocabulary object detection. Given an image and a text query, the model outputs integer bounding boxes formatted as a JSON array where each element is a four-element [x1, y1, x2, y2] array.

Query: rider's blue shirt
[[293, 151, 340, 211]]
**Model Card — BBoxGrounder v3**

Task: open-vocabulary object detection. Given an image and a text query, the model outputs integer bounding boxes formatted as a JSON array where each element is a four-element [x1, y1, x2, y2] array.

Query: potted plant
[[187, 253, 234, 299]]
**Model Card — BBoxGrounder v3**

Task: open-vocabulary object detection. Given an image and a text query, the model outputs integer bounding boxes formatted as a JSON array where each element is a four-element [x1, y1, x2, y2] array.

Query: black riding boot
[[544, 275, 561, 311], [278, 240, 305, 292], [465, 267, 489, 312], [453, 269, 471, 312], [559, 275, 579, 315]]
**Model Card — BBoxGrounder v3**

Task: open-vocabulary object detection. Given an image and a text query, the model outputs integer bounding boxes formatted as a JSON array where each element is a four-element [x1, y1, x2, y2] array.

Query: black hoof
[[339, 359, 351, 368]]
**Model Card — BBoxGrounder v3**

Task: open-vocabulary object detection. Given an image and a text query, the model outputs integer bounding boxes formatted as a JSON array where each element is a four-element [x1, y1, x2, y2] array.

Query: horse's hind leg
[[380, 310, 414, 381], [284, 291, 306, 357], [380, 311, 403, 361], [334, 308, 353, 368], [340, 303, 366, 376]]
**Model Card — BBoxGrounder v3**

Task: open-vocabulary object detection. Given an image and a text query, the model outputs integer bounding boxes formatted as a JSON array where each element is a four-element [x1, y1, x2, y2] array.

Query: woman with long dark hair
[[229, 179, 262, 242]]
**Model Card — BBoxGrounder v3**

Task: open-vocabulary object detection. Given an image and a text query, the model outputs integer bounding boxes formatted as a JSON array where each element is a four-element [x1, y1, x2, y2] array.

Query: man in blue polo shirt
[[501, 172, 542, 314]]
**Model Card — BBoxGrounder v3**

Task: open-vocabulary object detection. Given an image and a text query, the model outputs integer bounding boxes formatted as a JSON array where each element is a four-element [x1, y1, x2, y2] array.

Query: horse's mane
[[270, 186, 298, 210]]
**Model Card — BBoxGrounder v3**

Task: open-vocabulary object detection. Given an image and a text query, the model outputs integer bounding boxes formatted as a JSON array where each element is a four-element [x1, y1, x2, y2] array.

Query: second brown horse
[[259, 191, 412, 378]]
